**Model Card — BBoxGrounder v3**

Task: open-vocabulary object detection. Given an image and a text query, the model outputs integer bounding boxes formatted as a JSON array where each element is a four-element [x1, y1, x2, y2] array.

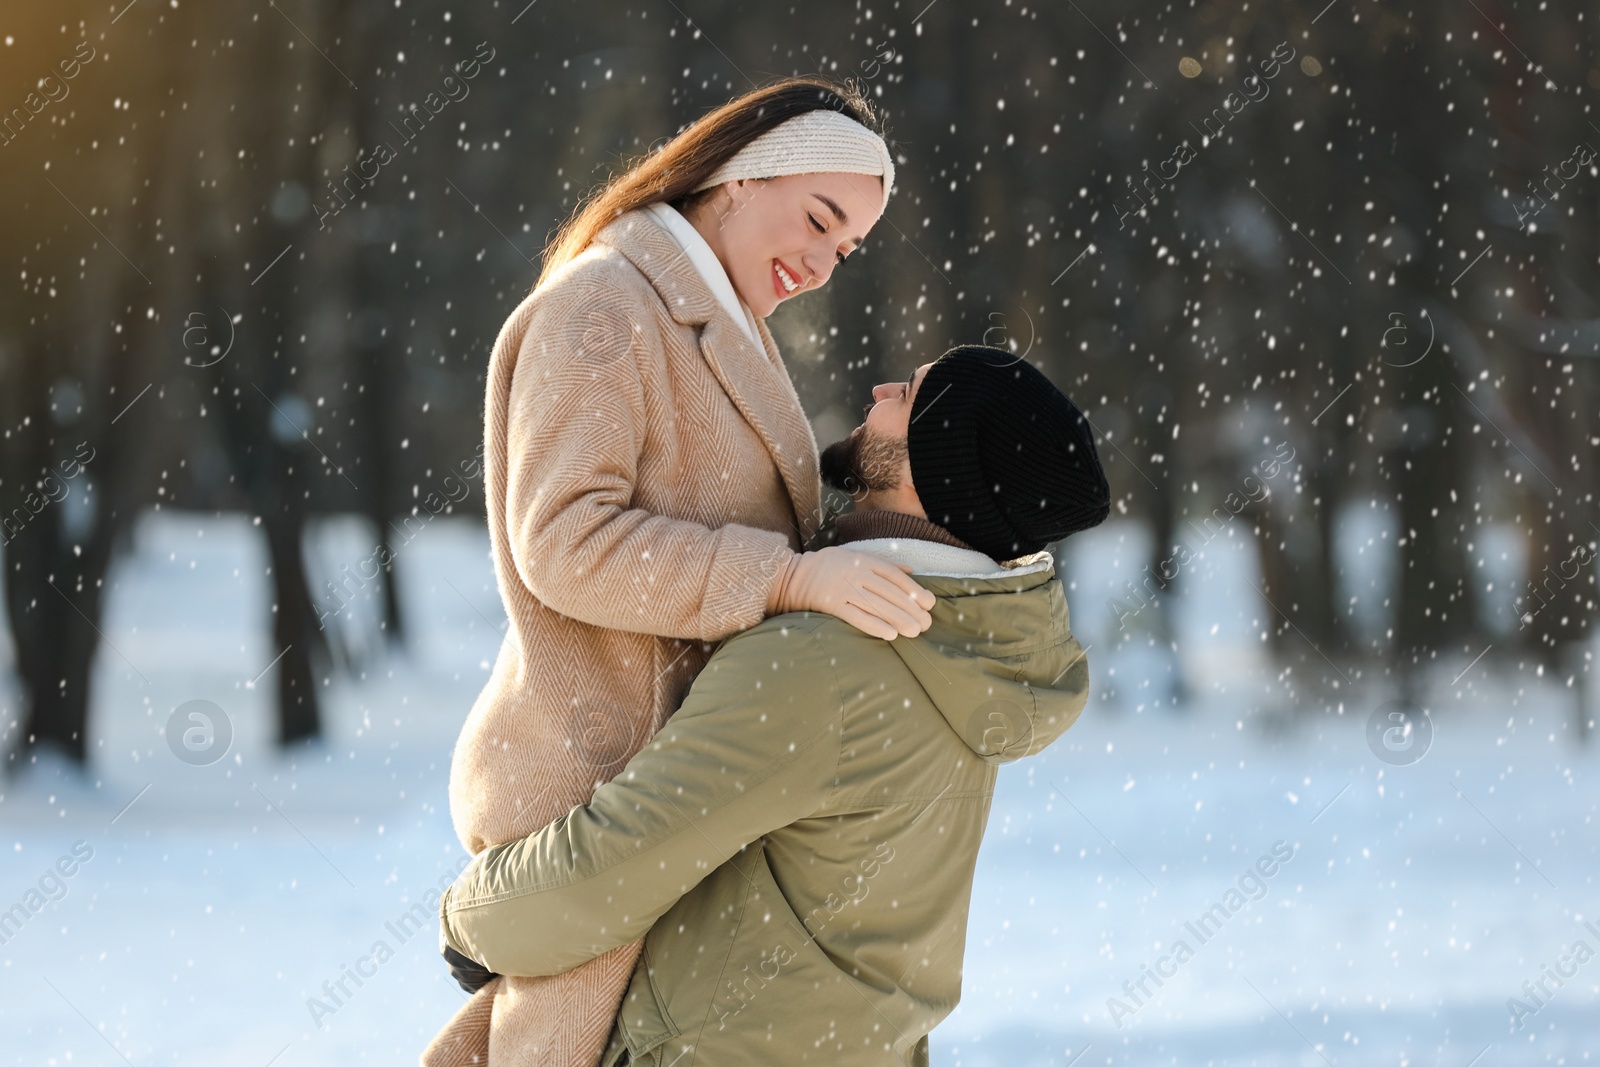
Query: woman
[[422, 77, 936, 1067]]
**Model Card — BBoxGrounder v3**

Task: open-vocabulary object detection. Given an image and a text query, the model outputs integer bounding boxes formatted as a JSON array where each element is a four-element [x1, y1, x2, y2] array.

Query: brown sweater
[[829, 506, 979, 551]]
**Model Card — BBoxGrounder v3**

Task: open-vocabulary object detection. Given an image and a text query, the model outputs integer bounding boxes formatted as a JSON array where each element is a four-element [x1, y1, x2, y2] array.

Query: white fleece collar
[[645, 202, 763, 349], [844, 537, 1055, 579]]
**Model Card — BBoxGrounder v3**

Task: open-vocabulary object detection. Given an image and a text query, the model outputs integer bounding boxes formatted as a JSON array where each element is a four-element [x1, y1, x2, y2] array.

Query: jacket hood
[[847, 538, 1090, 764]]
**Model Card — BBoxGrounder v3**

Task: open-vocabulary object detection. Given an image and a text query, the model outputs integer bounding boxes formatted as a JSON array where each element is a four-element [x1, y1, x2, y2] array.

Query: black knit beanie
[[906, 345, 1110, 560]]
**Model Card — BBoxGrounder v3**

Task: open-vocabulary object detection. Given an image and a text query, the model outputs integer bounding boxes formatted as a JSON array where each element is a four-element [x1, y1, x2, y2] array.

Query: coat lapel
[[596, 209, 824, 546]]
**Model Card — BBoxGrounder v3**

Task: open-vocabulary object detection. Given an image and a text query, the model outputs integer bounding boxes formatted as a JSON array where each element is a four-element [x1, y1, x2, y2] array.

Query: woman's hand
[[766, 546, 935, 640]]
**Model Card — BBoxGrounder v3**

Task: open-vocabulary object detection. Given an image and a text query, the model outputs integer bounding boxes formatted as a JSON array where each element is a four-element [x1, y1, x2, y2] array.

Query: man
[[436, 344, 1110, 1066]]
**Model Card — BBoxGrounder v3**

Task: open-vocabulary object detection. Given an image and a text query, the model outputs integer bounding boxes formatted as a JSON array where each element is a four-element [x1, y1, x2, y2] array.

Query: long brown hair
[[532, 76, 886, 294]]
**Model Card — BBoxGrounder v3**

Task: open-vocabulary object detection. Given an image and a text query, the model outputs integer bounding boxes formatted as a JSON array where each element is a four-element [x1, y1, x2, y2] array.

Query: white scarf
[[645, 202, 763, 349], [846, 538, 1055, 580]]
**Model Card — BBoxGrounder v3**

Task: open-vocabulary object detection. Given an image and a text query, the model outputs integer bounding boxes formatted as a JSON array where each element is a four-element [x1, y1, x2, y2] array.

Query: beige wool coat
[[421, 206, 827, 1067]]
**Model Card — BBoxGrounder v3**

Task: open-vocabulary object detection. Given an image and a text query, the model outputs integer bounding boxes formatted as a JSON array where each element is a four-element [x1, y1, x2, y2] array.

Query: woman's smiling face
[[690, 171, 886, 318]]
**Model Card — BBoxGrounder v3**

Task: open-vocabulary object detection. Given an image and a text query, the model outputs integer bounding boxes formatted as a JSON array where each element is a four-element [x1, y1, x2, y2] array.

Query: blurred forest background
[[3, 0, 1598, 767]]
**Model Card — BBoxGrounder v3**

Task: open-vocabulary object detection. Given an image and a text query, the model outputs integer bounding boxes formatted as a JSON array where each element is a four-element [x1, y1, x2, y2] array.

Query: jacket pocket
[[616, 944, 681, 1064]]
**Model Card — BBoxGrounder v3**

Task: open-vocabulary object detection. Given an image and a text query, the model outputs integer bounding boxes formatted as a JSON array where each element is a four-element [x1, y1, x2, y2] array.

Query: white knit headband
[[692, 108, 895, 212]]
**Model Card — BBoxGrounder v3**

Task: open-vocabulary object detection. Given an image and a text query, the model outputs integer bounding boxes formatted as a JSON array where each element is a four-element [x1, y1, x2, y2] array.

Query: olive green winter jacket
[[438, 537, 1090, 1066]]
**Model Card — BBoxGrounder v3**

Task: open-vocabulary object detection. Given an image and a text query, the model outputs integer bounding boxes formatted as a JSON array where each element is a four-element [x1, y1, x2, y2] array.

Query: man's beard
[[819, 426, 909, 496]]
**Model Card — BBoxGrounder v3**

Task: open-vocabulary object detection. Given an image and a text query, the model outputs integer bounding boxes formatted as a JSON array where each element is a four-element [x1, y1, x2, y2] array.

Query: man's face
[[819, 362, 934, 497]]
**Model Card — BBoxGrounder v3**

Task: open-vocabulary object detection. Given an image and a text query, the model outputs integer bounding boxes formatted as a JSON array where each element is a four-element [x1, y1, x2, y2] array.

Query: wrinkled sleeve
[[439, 622, 837, 977], [504, 267, 794, 640]]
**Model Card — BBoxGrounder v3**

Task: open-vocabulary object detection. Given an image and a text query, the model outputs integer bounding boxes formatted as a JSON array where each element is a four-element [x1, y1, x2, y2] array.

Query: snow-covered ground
[[1, 508, 1595, 1065]]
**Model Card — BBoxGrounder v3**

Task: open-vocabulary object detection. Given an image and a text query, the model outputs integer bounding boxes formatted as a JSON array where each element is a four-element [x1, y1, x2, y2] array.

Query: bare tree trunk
[[212, 0, 366, 745], [1, 2, 186, 769]]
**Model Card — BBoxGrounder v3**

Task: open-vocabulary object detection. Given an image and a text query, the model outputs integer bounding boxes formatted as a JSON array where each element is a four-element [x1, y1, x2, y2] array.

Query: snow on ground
[[1, 507, 1595, 1065]]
